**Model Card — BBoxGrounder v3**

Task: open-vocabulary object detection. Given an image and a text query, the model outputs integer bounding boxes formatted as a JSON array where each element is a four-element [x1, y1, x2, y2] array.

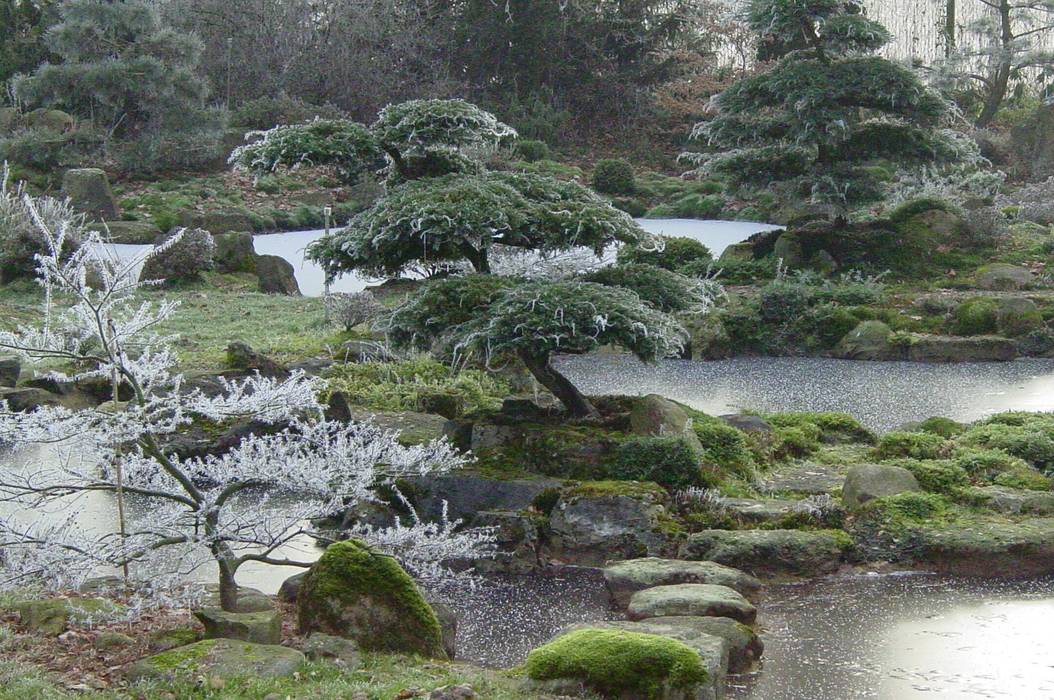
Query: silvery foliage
[[140, 227, 216, 282], [1009, 177, 1054, 226], [0, 188, 492, 608], [323, 290, 386, 331], [0, 164, 83, 276]]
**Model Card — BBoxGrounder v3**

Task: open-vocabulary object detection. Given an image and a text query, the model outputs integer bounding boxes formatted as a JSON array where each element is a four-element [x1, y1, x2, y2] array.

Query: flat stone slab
[[722, 498, 800, 524], [126, 639, 305, 682], [680, 529, 852, 579], [627, 584, 757, 625], [915, 518, 1054, 577], [604, 558, 761, 608], [193, 608, 282, 645], [759, 464, 846, 495], [973, 487, 1054, 516]]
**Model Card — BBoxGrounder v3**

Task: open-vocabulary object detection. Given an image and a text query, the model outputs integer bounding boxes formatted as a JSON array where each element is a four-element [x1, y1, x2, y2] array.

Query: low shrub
[[514, 139, 551, 163], [769, 412, 875, 444], [609, 437, 704, 490], [323, 291, 386, 331], [584, 263, 705, 313], [592, 158, 636, 195], [774, 424, 821, 459], [693, 419, 755, 476], [617, 235, 713, 272], [993, 465, 1052, 490], [889, 458, 970, 494], [323, 357, 509, 415], [954, 448, 1030, 479], [0, 173, 84, 282], [139, 228, 216, 283], [525, 629, 708, 700], [874, 431, 947, 460], [952, 298, 998, 335], [916, 416, 966, 438], [959, 420, 1054, 470], [645, 193, 725, 219], [859, 492, 948, 521]]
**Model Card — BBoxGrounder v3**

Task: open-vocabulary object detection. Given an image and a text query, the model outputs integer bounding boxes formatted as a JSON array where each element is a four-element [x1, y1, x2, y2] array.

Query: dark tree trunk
[[518, 350, 599, 419], [945, 0, 956, 57], [977, 0, 1013, 128], [218, 558, 238, 611], [459, 244, 491, 273]]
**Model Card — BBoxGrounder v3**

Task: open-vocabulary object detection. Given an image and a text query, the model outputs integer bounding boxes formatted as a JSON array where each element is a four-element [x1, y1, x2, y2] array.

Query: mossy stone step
[[627, 584, 757, 625], [126, 639, 305, 682]]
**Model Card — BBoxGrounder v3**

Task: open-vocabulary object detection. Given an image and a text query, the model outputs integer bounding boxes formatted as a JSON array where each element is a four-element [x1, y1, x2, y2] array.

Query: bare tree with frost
[[0, 184, 492, 612]]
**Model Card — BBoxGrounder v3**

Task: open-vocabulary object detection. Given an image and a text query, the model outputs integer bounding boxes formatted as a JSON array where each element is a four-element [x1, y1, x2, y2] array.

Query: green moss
[[859, 492, 949, 523], [297, 539, 445, 658], [693, 418, 756, 476], [951, 298, 998, 335], [916, 416, 966, 438], [565, 480, 667, 500], [773, 424, 821, 459], [959, 420, 1054, 470], [525, 629, 708, 699], [768, 412, 875, 444], [874, 431, 947, 460], [609, 437, 704, 489], [143, 638, 220, 671], [993, 466, 1052, 491], [887, 458, 970, 495], [954, 448, 1030, 479]]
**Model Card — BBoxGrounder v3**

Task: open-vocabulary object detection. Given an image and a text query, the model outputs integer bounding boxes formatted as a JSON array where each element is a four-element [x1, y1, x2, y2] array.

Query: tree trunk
[[460, 244, 491, 273], [218, 557, 239, 611], [976, 0, 1013, 128], [945, 0, 956, 57], [518, 350, 599, 419]]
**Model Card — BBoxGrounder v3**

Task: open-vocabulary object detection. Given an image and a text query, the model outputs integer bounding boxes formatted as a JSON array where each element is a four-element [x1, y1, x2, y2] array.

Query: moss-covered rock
[[835, 321, 894, 360], [914, 518, 1054, 577], [193, 608, 282, 645], [974, 264, 1034, 291], [525, 628, 709, 700], [12, 597, 125, 636], [61, 168, 118, 221], [296, 539, 446, 658], [549, 482, 670, 566], [679, 529, 852, 578], [88, 220, 163, 244], [126, 638, 305, 682], [148, 628, 202, 652], [842, 464, 922, 508]]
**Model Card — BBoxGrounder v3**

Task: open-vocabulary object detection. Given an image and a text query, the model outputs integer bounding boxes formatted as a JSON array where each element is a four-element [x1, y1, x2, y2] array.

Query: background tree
[[389, 276, 690, 418], [0, 0, 57, 88], [937, 0, 1054, 126], [685, 0, 954, 212], [0, 190, 491, 610], [16, 0, 211, 135]]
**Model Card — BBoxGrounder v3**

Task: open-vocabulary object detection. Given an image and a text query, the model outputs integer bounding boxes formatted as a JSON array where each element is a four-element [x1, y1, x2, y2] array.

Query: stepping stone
[[759, 464, 845, 495], [193, 608, 282, 645], [641, 616, 763, 673], [126, 639, 305, 682], [680, 529, 852, 578], [722, 498, 800, 524], [627, 584, 757, 624], [604, 558, 761, 608]]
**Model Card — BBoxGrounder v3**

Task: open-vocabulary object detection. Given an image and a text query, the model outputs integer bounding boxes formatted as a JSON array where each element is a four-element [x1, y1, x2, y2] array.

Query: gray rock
[[198, 584, 275, 613], [429, 598, 459, 659], [629, 394, 704, 454], [721, 498, 800, 525], [773, 232, 804, 267], [256, 254, 301, 295], [13, 597, 124, 636], [906, 334, 1018, 362], [127, 639, 305, 682], [0, 357, 20, 387], [549, 488, 668, 566], [627, 584, 757, 624], [642, 616, 762, 674], [719, 241, 755, 264], [214, 231, 258, 273], [404, 471, 562, 524], [61, 168, 118, 221], [836, 321, 894, 361], [915, 518, 1054, 577], [603, 558, 761, 608], [94, 631, 134, 651], [842, 464, 921, 509], [759, 463, 846, 496], [972, 486, 1054, 516], [680, 529, 851, 578], [179, 209, 256, 236], [278, 572, 308, 603], [78, 576, 125, 596], [148, 628, 202, 652], [719, 414, 773, 436], [0, 387, 63, 412], [472, 510, 542, 574], [302, 633, 361, 667], [193, 608, 282, 645], [975, 263, 1034, 291], [226, 341, 289, 378]]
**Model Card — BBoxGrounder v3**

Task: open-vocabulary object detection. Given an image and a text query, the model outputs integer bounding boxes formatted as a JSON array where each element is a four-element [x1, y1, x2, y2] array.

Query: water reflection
[[734, 574, 1054, 700], [559, 354, 1054, 430]]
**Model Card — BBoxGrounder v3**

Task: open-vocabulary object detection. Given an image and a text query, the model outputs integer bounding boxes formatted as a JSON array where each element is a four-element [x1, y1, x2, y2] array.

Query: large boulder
[[548, 483, 670, 566], [914, 518, 1054, 577], [975, 263, 1034, 291], [13, 597, 124, 636], [973, 486, 1054, 516], [627, 584, 756, 625], [0, 387, 62, 412], [402, 471, 562, 523], [61, 168, 118, 221], [140, 228, 217, 283], [629, 394, 704, 454], [256, 254, 300, 295], [680, 529, 852, 578], [296, 539, 446, 658], [640, 616, 762, 674], [126, 639, 305, 682], [214, 231, 258, 273], [772, 232, 804, 267], [25, 108, 74, 133], [842, 464, 921, 509], [603, 558, 761, 608], [718, 241, 755, 264], [471, 510, 543, 574], [193, 608, 282, 645]]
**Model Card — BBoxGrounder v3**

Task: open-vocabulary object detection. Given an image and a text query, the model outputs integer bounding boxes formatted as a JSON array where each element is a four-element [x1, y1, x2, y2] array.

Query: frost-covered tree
[[684, 0, 954, 211], [389, 276, 692, 418], [231, 99, 644, 277], [15, 0, 213, 137], [0, 191, 492, 612]]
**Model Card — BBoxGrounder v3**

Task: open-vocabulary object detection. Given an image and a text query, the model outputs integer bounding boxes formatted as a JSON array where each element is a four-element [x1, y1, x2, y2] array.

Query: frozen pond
[[558, 354, 1054, 430], [733, 573, 1054, 700], [104, 218, 779, 297]]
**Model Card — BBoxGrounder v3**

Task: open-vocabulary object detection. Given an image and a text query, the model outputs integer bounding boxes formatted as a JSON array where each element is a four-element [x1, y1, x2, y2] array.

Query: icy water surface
[[559, 354, 1054, 430], [102, 219, 777, 296], [732, 573, 1054, 700]]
